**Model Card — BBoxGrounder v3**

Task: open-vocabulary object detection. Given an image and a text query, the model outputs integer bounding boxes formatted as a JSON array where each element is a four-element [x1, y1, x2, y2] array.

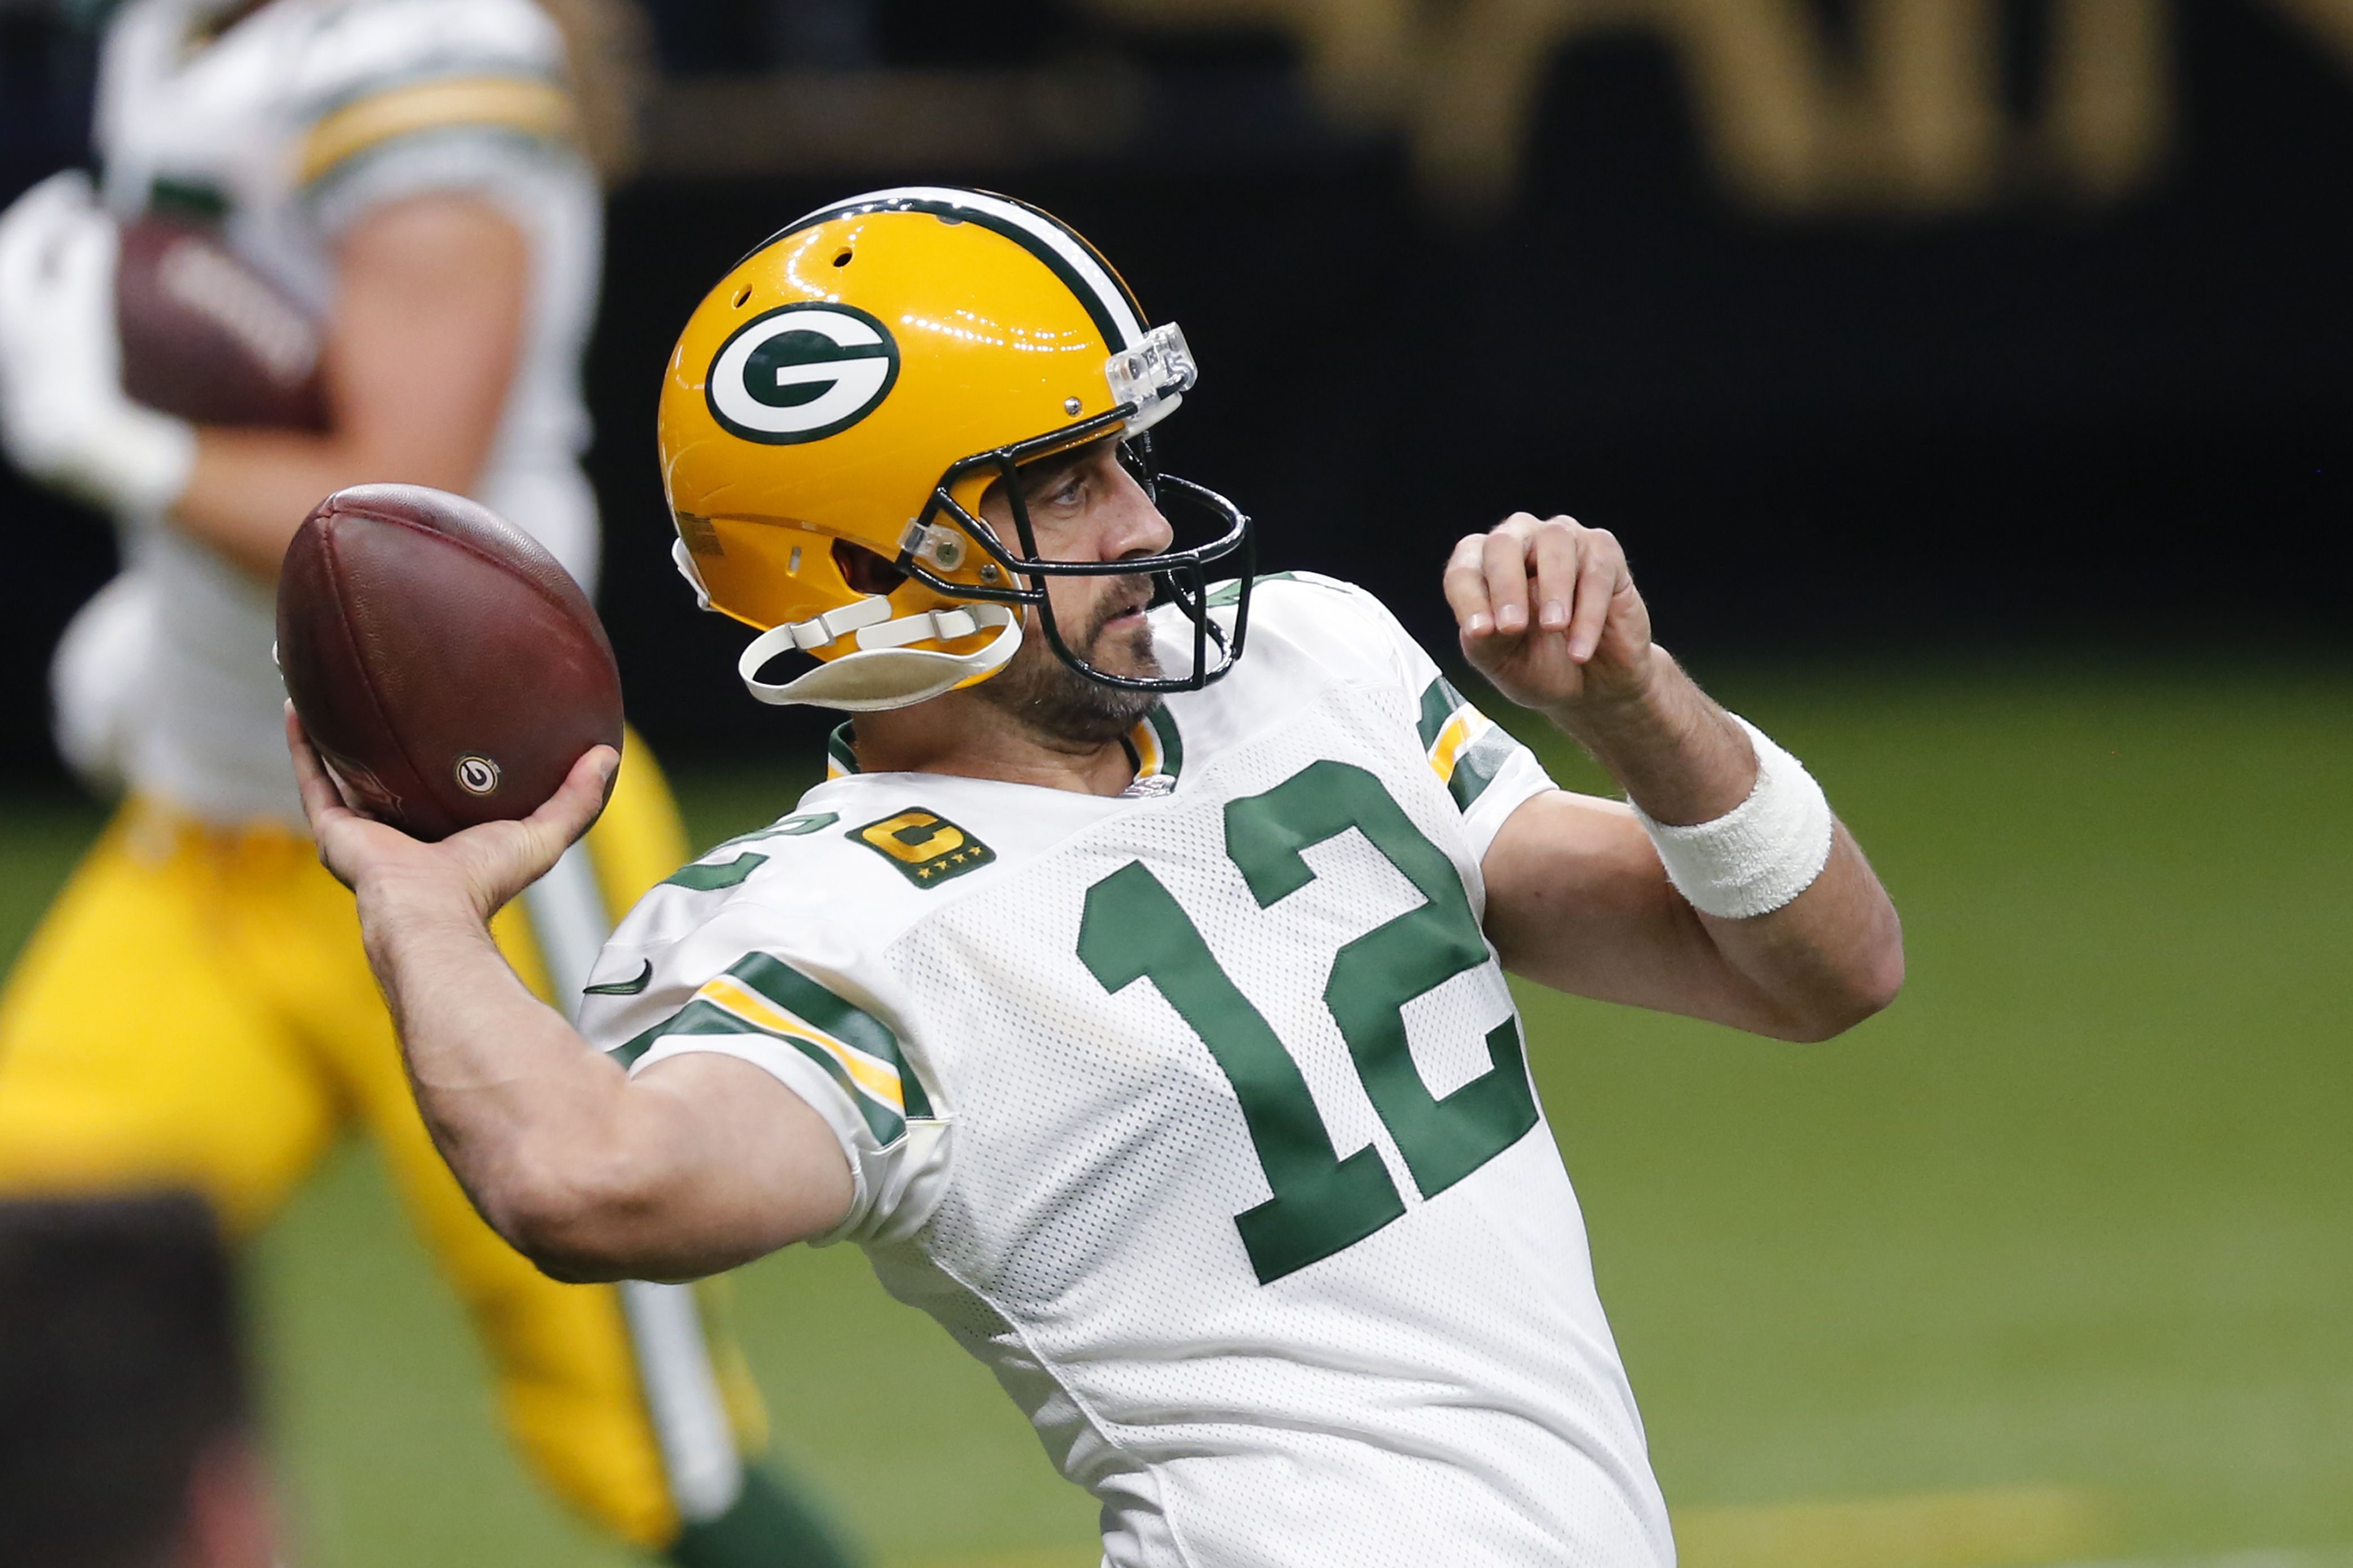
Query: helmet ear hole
[[833, 539, 907, 597]]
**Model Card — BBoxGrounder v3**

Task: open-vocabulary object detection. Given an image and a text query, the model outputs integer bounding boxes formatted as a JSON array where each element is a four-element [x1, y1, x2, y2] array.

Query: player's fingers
[[284, 704, 352, 831], [1566, 528, 1623, 662], [1482, 519, 1537, 635], [1443, 533, 1495, 636], [533, 745, 620, 851], [462, 746, 616, 915], [1529, 517, 1582, 633]]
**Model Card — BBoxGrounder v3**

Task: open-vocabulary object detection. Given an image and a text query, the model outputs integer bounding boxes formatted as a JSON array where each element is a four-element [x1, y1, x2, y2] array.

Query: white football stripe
[[787, 186, 1144, 350]]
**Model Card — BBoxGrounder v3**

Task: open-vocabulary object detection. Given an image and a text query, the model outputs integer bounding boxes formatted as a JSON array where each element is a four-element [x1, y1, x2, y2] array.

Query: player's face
[[974, 437, 1174, 741]]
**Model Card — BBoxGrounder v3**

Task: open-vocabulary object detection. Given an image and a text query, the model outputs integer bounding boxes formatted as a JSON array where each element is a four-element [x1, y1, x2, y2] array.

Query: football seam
[[317, 516, 439, 822], [343, 505, 613, 665]]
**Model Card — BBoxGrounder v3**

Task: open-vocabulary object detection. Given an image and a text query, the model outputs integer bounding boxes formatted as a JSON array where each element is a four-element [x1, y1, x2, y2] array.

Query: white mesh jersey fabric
[[582, 578, 1675, 1566], [76, 0, 603, 828]]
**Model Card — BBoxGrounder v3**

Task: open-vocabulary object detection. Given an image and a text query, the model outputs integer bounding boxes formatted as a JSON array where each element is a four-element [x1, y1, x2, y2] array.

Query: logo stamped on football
[[454, 754, 502, 796]]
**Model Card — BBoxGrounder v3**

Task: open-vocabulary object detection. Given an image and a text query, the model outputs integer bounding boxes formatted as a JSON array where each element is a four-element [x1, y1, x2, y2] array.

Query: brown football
[[116, 216, 328, 430], [276, 485, 622, 841]]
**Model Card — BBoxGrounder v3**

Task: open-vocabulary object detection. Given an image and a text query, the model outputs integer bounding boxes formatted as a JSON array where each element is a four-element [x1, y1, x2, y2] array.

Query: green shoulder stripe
[[731, 954, 935, 1120], [1447, 725, 1520, 812], [607, 954, 931, 1132], [1417, 674, 1466, 750], [612, 999, 905, 1143]]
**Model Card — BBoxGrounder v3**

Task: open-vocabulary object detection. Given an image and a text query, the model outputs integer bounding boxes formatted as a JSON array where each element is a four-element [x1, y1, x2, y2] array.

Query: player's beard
[[978, 582, 1164, 746]]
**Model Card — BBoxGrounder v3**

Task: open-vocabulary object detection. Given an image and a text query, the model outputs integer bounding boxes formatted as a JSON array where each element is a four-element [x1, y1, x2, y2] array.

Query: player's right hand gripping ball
[[276, 485, 623, 841]]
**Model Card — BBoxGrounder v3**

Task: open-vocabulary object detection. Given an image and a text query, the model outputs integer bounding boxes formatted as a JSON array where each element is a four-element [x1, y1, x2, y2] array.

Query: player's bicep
[[617, 1052, 856, 1277], [1481, 789, 1778, 1027], [323, 194, 526, 490]]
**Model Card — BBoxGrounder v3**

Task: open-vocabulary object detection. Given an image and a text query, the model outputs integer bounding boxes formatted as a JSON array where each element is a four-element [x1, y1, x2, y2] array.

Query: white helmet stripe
[[780, 186, 1146, 352]]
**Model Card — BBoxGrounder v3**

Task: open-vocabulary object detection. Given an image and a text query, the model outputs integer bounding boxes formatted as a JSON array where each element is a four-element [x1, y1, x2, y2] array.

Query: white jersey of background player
[[0, 9, 868, 1563], [288, 188, 1905, 1568], [67, 0, 601, 823]]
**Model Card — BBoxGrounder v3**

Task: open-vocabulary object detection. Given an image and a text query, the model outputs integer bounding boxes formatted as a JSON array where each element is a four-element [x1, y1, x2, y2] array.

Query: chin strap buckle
[[781, 595, 895, 652], [737, 601, 1022, 711]]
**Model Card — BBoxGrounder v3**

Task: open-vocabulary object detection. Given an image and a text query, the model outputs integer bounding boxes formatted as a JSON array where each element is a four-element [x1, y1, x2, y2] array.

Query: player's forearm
[[352, 885, 839, 1282], [1687, 825, 1904, 1040], [1531, 652, 1903, 1039], [1537, 645, 1754, 824], [353, 882, 651, 1265], [175, 427, 480, 581]]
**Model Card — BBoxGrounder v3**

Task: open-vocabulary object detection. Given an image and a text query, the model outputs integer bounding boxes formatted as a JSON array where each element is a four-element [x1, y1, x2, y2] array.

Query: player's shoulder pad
[[595, 784, 996, 965], [288, 0, 567, 134], [607, 806, 875, 943], [1210, 569, 1424, 689], [581, 809, 884, 1029]]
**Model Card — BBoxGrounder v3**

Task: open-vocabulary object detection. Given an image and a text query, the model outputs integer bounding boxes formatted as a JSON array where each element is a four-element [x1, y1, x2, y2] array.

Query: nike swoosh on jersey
[[583, 960, 653, 996]]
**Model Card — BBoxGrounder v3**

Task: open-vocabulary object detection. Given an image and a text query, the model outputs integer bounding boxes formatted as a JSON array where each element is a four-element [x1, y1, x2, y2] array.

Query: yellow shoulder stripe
[[692, 972, 907, 1111], [1428, 705, 1494, 786], [300, 75, 577, 186]]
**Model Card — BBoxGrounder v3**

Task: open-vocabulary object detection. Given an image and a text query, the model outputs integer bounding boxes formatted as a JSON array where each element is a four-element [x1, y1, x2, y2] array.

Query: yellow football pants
[[0, 744, 766, 1552]]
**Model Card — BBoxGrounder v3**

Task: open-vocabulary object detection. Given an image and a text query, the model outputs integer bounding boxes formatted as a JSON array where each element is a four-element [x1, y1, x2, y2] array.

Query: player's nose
[[1104, 462, 1175, 563]]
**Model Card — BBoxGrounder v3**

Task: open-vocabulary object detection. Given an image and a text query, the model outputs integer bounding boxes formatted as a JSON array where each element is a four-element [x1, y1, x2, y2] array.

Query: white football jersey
[[64, 0, 603, 825], [582, 576, 1676, 1567]]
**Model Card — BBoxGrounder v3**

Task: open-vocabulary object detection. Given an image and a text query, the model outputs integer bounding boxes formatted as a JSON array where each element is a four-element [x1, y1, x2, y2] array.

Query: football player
[[293, 187, 1906, 1566], [0, 2, 851, 1563]]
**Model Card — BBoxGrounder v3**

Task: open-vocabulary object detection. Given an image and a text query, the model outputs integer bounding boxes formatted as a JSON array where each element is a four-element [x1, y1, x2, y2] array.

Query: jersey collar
[[824, 708, 1183, 789]]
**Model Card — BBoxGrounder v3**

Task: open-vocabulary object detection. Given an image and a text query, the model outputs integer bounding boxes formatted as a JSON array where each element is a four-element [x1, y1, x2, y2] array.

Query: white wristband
[[1631, 716, 1834, 919]]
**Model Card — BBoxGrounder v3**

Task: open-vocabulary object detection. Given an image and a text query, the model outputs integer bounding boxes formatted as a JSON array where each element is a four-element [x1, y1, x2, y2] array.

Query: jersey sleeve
[[287, 0, 589, 235], [578, 871, 950, 1248], [1255, 572, 1557, 863]]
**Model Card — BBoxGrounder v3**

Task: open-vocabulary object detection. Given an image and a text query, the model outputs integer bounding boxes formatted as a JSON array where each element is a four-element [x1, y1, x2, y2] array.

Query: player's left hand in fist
[[1445, 512, 1654, 718]]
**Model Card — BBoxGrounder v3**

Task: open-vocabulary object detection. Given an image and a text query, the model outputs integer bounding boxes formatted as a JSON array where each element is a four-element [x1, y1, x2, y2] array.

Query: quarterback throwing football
[[301, 188, 1904, 1565]]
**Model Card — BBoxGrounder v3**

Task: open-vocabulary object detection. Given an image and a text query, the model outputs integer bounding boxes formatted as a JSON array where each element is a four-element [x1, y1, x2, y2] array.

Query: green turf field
[[3, 661, 2349, 1568]]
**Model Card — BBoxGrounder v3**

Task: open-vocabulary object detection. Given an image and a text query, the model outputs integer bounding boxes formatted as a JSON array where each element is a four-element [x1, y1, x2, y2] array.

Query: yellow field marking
[[1675, 1484, 2114, 1568]]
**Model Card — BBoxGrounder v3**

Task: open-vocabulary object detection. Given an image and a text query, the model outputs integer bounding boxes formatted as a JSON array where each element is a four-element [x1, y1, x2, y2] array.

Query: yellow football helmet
[[657, 186, 1254, 712]]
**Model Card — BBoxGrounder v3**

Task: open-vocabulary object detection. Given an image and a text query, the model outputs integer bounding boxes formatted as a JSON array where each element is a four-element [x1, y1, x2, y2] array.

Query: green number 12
[[1077, 760, 1539, 1284]]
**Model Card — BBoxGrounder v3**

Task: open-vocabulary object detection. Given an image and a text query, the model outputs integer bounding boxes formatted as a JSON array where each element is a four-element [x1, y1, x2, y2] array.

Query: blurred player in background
[[1, 1192, 275, 1568], [0, 2, 853, 1563]]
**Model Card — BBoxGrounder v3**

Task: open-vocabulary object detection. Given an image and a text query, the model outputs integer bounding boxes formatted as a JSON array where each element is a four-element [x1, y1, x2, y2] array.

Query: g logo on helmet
[[706, 303, 901, 445]]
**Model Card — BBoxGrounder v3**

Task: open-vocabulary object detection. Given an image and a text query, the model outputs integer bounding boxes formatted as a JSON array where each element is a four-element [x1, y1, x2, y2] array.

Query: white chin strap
[[737, 596, 1022, 711]]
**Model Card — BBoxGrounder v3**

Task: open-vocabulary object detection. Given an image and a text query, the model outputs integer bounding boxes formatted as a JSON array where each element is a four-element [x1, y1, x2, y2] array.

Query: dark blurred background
[[3, 0, 2350, 775]]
